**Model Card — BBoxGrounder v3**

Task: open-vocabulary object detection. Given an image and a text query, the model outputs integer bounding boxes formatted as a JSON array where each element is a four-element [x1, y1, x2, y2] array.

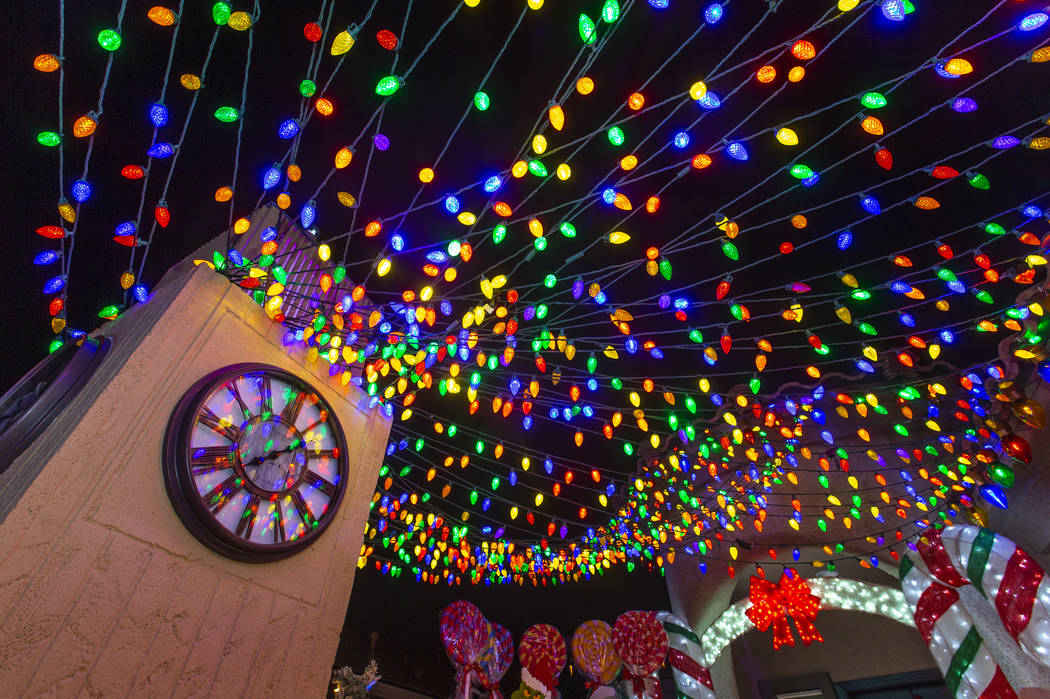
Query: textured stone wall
[[0, 258, 390, 697]]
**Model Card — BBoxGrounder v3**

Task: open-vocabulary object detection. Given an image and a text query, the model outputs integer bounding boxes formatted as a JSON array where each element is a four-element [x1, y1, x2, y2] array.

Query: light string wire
[[58, 0, 128, 333]]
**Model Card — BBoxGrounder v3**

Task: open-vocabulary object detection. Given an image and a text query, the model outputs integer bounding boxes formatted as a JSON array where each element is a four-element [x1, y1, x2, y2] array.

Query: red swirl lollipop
[[519, 623, 566, 692], [612, 610, 669, 677], [440, 600, 491, 694]]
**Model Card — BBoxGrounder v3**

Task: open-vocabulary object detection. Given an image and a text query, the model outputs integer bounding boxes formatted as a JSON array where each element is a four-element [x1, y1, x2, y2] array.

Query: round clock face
[[163, 364, 349, 561]]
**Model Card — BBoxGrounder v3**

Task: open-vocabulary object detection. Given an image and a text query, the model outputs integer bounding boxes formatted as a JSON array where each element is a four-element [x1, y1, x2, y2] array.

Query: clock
[[163, 363, 350, 561], [0, 336, 110, 474]]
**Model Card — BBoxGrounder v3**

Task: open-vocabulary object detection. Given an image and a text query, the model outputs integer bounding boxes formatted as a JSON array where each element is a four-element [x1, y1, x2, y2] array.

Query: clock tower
[[0, 206, 391, 697]]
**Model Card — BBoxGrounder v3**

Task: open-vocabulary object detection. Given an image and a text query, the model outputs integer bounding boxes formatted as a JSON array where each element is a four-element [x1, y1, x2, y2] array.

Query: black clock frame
[[163, 363, 351, 562], [0, 336, 111, 474]]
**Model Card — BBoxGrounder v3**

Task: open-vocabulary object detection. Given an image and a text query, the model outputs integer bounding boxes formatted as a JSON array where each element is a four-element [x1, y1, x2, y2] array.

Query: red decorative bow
[[622, 670, 662, 698], [745, 570, 824, 650]]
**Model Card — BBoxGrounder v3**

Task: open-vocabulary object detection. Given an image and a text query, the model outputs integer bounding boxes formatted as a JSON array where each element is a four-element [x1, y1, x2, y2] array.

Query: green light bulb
[[659, 259, 672, 280], [559, 222, 576, 237], [214, 106, 239, 122], [528, 160, 548, 177], [860, 92, 887, 109], [97, 29, 122, 51], [968, 172, 990, 189], [607, 126, 625, 146], [983, 222, 1006, 235], [601, 0, 620, 22], [37, 131, 61, 147], [721, 239, 739, 261], [543, 274, 556, 288], [299, 79, 316, 97], [789, 164, 814, 179], [212, 2, 232, 25], [473, 91, 490, 111], [375, 76, 402, 96], [578, 14, 597, 44], [492, 224, 506, 244]]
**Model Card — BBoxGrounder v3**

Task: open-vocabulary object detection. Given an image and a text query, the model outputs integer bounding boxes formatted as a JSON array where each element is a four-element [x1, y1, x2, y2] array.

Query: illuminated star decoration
[[745, 569, 824, 650]]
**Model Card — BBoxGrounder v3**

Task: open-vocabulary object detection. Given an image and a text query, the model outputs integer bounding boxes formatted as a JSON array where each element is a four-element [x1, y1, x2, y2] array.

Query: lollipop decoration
[[477, 623, 515, 699], [440, 601, 492, 699], [571, 619, 622, 693], [515, 624, 567, 699], [611, 611, 669, 698]]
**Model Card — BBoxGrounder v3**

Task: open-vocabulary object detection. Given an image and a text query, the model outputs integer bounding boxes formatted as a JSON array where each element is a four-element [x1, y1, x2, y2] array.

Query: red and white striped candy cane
[[900, 529, 1017, 698]]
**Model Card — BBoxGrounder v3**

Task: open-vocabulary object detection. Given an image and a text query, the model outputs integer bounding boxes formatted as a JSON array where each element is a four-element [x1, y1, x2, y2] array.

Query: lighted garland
[[25, 1, 1050, 586]]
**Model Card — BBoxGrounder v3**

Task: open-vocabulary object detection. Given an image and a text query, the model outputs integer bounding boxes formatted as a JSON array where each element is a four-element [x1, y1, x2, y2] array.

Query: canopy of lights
[[25, 0, 1050, 587]]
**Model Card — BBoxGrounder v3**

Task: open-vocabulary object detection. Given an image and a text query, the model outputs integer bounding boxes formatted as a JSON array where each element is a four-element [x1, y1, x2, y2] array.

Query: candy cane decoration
[[938, 525, 1050, 670], [656, 612, 716, 699], [901, 530, 1017, 698]]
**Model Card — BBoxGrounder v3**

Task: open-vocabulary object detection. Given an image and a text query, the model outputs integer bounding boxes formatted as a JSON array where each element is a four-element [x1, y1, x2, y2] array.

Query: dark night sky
[[3, 1, 1050, 696]]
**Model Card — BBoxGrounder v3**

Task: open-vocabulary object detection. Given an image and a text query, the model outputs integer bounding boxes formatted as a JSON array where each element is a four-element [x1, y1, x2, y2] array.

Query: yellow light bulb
[[527, 0, 544, 9], [148, 6, 178, 26], [511, 160, 528, 178], [548, 104, 565, 131], [376, 258, 391, 276], [688, 81, 707, 100], [576, 76, 594, 94], [334, 146, 353, 169], [775, 127, 798, 146], [331, 30, 356, 56], [532, 134, 547, 154], [608, 231, 630, 244], [418, 167, 435, 183], [227, 11, 252, 30], [180, 73, 201, 90], [337, 191, 356, 208], [555, 163, 571, 180]]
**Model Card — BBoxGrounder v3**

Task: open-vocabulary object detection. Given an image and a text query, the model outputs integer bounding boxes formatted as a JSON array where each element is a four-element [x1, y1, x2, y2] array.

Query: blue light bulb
[[881, 0, 905, 21], [801, 173, 820, 187], [278, 119, 301, 139], [859, 195, 881, 214], [704, 4, 723, 23], [149, 102, 168, 127], [43, 275, 66, 294], [33, 250, 60, 265], [648, 0, 669, 8], [1019, 12, 1048, 31], [261, 164, 281, 190], [443, 195, 460, 214], [725, 142, 748, 160], [601, 188, 616, 204], [979, 484, 1008, 509], [933, 61, 960, 79], [940, 329, 955, 344], [71, 179, 91, 202], [132, 284, 149, 303], [855, 359, 875, 373], [950, 97, 978, 113], [898, 312, 915, 327], [1022, 205, 1044, 218], [300, 200, 316, 227], [672, 131, 690, 149], [391, 233, 405, 251], [696, 92, 721, 109], [147, 142, 174, 158], [836, 231, 853, 250], [483, 176, 502, 193], [991, 135, 1020, 149], [115, 221, 137, 237], [260, 226, 277, 241], [890, 281, 909, 294]]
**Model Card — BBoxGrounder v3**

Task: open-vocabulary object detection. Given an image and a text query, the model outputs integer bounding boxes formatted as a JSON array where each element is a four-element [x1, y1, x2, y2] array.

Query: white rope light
[[699, 577, 914, 664]]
